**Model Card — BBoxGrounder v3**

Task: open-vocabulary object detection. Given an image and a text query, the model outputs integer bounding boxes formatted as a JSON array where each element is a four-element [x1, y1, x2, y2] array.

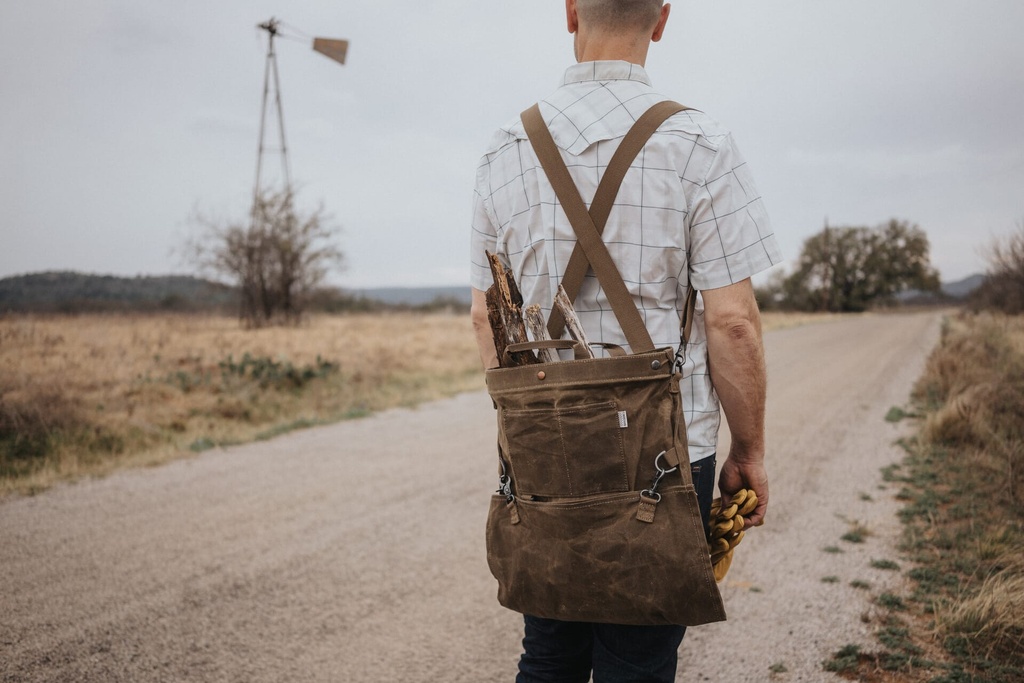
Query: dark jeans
[[515, 454, 716, 683]]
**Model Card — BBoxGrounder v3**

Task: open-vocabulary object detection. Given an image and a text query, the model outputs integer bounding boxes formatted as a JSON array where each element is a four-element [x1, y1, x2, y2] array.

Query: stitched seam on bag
[[613, 421, 629, 492], [686, 489, 723, 614], [489, 375, 669, 394], [556, 410, 574, 496], [519, 494, 638, 511], [487, 349, 673, 369]]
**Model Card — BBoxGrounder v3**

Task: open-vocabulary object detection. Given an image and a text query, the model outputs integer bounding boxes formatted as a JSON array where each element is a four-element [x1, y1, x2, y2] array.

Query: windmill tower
[[251, 18, 348, 219]]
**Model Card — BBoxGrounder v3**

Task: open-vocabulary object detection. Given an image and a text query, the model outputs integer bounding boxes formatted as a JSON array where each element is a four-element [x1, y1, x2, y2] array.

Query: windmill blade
[[312, 38, 349, 65]]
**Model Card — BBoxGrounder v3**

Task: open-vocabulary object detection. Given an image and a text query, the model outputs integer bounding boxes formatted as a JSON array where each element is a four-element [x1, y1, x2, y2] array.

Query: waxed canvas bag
[[483, 102, 726, 626]]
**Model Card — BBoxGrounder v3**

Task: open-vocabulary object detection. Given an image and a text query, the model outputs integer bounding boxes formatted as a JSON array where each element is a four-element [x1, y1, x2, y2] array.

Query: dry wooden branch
[[485, 251, 539, 367], [485, 285, 508, 365], [554, 285, 594, 359], [524, 304, 559, 364]]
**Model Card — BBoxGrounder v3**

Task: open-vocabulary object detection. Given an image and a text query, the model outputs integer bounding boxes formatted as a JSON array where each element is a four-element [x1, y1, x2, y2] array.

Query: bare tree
[[972, 221, 1024, 314], [186, 189, 343, 327]]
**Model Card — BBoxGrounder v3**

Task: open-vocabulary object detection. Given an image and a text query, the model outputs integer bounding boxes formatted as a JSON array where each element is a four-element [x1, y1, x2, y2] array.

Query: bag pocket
[[484, 486, 726, 626], [501, 401, 628, 498]]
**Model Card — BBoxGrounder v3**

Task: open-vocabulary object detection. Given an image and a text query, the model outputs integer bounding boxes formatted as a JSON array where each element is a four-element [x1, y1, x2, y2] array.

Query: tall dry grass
[[903, 312, 1024, 672], [0, 312, 482, 495]]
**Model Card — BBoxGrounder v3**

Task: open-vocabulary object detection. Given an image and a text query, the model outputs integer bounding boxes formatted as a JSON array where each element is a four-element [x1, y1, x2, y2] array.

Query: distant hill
[[346, 286, 472, 307], [0, 272, 471, 314], [895, 273, 986, 305], [941, 273, 986, 299], [0, 271, 237, 313]]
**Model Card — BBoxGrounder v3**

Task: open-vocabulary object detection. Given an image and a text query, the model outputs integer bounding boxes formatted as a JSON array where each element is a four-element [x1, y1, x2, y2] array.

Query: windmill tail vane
[[312, 38, 348, 65]]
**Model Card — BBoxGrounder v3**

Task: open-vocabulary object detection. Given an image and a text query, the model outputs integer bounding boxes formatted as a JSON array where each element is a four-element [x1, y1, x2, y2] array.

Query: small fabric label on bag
[[618, 411, 628, 429]]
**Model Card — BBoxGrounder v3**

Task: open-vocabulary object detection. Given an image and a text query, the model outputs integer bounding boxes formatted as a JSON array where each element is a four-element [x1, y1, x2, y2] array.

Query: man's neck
[[574, 31, 650, 66]]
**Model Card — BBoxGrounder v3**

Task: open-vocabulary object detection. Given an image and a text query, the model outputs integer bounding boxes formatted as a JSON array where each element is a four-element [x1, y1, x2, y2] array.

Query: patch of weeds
[[878, 624, 921, 653], [859, 492, 874, 501], [823, 644, 862, 674], [850, 579, 871, 590], [254, 418, 329, 441], [908, 566, 959, 594], [189, 437, 217, 453], [943, 636, 973, 660], [928, 666, 973, 683], [749, 586, 762, 593], [881, 463, 908, 483], [822, 545, 843, 554], [871, 559, 901, 571], [898, 487, 944, 521], [768, 661, 788, 674], [165, 368, 213, 393], [219, 353, 339, 391], [886, 406, 909, 422], [895, 486, 915, 501], [842, 521, 871, 544], [821, 575, 840, 584], [877, 592, 907, 611]]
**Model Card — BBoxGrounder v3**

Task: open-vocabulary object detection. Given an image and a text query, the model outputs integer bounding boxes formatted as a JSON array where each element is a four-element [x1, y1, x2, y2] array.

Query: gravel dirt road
[[1, 311, 942, 682]]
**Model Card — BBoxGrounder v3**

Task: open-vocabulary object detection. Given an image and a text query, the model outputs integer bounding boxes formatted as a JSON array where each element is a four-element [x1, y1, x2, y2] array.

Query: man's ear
[[651, 2, 671, 42], [566, 0, 579, 33]]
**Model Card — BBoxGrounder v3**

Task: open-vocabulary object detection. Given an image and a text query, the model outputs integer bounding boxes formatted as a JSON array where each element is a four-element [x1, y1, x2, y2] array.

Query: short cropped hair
[[576, 0, 664, 32]]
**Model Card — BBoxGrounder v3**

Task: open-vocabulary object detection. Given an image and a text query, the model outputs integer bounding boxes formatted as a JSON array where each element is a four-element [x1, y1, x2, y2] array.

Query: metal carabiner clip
[[497, 458, 514, 502], [641, 450, 678, 502]]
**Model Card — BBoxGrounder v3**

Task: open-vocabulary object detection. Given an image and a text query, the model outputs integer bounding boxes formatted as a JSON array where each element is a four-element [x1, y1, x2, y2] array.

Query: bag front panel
[[485, 486, 726, 626]]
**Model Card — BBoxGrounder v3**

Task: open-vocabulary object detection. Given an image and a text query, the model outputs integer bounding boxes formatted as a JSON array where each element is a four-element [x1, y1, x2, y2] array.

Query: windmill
[[251, 17, 348, 218]]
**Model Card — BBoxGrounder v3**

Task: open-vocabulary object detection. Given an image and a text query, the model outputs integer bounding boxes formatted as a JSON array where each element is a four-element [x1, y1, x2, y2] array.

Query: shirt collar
[[561, 60, 652, 87]]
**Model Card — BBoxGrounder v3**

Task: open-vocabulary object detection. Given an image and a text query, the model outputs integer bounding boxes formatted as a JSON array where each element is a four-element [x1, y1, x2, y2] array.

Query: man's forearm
[[702, 281, 768, 460]]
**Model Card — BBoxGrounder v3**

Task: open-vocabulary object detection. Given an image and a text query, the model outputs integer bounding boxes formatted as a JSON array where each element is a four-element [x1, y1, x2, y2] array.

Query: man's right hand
[[718, 452, 768, 527]]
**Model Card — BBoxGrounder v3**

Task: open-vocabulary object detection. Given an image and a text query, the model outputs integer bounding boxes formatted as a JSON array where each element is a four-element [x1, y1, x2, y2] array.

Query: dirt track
[[0, 311, 942, 682]]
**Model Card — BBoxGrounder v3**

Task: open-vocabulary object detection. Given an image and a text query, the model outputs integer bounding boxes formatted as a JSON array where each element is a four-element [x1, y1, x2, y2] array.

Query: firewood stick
[[485, 251, 539, 367], [554, 285, 594, 358], [485, 285, 508, 365], [524, 304, 559, 363]]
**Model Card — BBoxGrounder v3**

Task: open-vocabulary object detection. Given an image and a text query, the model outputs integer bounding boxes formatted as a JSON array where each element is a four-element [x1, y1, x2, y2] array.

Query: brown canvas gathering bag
[[483, 101, 726, 626]]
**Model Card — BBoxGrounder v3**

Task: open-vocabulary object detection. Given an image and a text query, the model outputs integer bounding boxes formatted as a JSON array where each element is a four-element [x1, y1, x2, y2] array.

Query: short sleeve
[[686, 134, 782, 291], [470, 157, 499, 291]]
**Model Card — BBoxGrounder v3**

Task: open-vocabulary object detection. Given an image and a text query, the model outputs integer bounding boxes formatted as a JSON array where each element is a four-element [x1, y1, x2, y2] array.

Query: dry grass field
[[0, 312, 483, 495], [0, 310, 829, 497]]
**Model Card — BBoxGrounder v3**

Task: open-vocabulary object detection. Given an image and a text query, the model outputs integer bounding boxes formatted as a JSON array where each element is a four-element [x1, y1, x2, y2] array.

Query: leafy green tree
[[783, 219, 940, 312]]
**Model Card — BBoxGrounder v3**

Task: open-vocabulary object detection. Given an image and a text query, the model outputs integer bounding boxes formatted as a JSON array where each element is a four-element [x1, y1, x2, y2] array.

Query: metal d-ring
[[654, 451, 678, 476], [641, 451, 678, 501]]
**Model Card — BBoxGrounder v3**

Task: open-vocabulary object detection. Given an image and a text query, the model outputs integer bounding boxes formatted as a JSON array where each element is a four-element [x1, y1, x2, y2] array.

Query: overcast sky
[[2, 1, 1022, 288]]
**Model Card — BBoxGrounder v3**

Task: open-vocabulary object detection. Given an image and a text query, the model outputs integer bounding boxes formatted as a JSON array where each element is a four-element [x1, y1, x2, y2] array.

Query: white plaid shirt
[[470, 61, 782, 460]]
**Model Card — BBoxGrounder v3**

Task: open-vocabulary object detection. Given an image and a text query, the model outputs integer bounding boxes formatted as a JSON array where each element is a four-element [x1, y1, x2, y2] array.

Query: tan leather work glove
[[707, 488, 759, 582]]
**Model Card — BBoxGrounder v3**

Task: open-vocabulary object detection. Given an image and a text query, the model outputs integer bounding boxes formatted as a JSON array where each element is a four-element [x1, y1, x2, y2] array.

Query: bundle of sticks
[[485, 251, 594, 368]]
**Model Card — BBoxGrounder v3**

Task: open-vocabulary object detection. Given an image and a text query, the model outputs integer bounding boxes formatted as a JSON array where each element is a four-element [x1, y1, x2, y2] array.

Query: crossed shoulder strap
[[520, 101, 698, 354]]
